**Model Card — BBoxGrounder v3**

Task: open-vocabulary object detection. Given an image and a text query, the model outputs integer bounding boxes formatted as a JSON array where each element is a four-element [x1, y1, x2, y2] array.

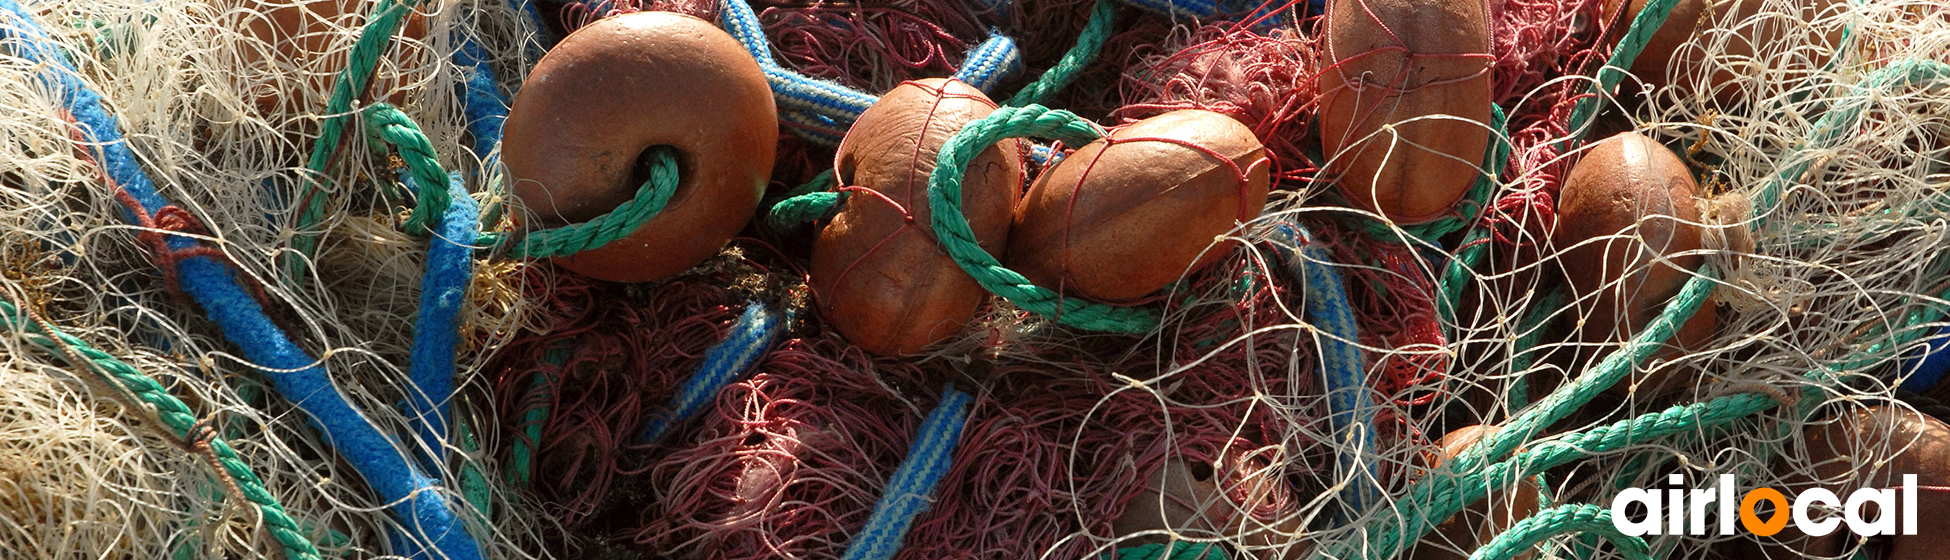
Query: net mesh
[[1, 0, 1948, 559]]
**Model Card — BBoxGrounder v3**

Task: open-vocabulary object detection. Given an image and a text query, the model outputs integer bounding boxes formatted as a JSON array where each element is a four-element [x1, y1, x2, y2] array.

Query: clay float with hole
[[1554, 132, 1716, 398], [810, 78, 1023, 356], [1008, 109, 1270, 303], [501, 11, 776, 283], [1406, 425, 1540, 560], [1320, 0, 1492, 224]]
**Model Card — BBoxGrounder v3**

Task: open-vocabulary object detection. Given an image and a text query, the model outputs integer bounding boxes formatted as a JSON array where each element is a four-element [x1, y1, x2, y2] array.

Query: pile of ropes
[[0, 1, 1947, 560]]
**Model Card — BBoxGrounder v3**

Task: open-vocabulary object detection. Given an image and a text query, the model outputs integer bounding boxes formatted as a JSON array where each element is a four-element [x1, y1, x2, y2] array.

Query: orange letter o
[[1741, 488, 1790, 536]]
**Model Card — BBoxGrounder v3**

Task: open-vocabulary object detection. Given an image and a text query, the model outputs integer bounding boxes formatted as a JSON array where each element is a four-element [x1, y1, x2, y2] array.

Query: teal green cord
[[363, 103, 450, 236], [287, 0, 421, 284], [1466, 505, 1650, 560], [762, 169, 837, 232], [0, 299, 322, 560], [926, 104, 1160, 333], [476, 146, 680, 259], [1111, 542, 1228, 560], [1562, 0, 1681, 143], [455, 413, 492, 518], [509, 344, 570, 487], [1004, 0, 1114, 108]]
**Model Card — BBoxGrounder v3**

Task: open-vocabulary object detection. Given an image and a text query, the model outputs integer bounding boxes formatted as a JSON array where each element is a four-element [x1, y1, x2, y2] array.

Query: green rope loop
[[363, 103, 450, 236], [764, 169, 842, 232], [1111, 542, 1228, 560], [1356, 104, 1510, 245], [482, 146, 680, 259], [1466, 504, 1650, 560], [1563, 0, 1680, 143], [1004, 0, 1114, 108], [927, 104, 1161, 333], [0, 299, 322, 560], [287, 0, 422, 283]]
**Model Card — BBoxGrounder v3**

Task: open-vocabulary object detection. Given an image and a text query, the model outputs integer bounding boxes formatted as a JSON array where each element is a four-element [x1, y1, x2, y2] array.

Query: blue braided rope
[[840, 385, 975, 560], [951, 33, 1023, 93], [0, 4, 483, 558], [507, 0, 555, 53], [721, 0, 1024, 144], [637, 302, 784, 444], [451, 32, 512, 226], [451, 36, 508, 161], [1268, 222, 1380, 521], [721, 0, 876, 122], [405, 171, 477, 467]]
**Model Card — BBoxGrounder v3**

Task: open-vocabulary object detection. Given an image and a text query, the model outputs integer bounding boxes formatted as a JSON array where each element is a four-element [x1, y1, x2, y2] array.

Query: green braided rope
[[1467, 505, 1650, 560], [1356, 104, 1510, 245], [363, 103, 449, 236], [455, 413, 491, 518], [1110, 542, 1228, 560], [0, 299, 321, 560], [1320, 387, 1787, 560], [287, 0, 421, 283], [1331, 269, 1950, 560], [767, 190, 844, 232], [762, 169, 839, 232], [1452, 264, 1716, 476], [927, 105, 1161, 333], [477, 146, 680, 259], [1004, 0, 1114, 108], [1563, 0, 1680, 143]]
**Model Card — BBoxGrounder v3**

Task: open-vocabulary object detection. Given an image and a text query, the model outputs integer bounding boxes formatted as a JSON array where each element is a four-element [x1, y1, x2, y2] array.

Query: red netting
[[1114, 17, 1324, 184], [592, 250, 1317, 560], [1483, 0, 1618, 247], [756, 0, 991, 95], [486, 261, 740, 525]]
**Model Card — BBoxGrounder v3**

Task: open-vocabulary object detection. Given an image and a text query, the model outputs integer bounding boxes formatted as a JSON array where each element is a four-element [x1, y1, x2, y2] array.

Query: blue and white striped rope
[[637, 302, 785, 444], [721, 0, 1022, 145], [839, 385, 974, 560], [0, 2, 484, 558], [1268, 222, 1381, 522], [721, 0, 876, 120], [950, 34, 1023, 93]]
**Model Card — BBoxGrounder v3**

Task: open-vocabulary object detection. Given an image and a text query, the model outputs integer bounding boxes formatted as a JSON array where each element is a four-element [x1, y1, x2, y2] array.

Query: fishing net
[[2, 0, 1949, 559]]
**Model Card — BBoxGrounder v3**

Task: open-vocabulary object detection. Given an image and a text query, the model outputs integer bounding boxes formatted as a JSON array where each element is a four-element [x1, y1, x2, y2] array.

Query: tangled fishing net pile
[[1, 0, 1948, 559]]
